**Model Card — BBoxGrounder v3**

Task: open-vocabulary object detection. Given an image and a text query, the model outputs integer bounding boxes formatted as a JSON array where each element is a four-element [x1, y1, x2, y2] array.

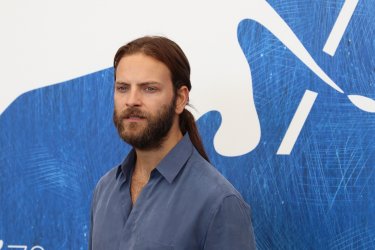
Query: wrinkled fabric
[[89, 134, 256, 250]]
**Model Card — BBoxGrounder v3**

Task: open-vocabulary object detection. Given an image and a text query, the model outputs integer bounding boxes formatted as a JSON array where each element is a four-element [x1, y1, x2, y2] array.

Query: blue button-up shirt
[[89, 134, 256, 249]]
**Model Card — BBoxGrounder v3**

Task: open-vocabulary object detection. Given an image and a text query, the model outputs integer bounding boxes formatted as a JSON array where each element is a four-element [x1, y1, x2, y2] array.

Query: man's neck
[[134, 126, 183, 177]]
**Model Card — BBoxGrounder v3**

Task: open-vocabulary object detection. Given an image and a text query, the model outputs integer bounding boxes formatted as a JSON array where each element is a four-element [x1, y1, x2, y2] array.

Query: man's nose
[[125, 89, 142, 107]]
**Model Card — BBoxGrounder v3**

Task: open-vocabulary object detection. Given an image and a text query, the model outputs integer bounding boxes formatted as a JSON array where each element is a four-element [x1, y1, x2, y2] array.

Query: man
[[89, 36, 256, 249]]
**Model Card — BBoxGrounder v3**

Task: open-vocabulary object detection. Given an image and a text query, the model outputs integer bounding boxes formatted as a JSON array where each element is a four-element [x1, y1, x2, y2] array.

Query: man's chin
[[121, 136, 155, 150], [120, 129, 146, 142], [123, 120, 147, 129]]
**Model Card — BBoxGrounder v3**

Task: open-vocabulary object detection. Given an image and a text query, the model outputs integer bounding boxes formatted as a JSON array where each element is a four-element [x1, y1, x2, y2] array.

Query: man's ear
[[175, 86, 189, 114]]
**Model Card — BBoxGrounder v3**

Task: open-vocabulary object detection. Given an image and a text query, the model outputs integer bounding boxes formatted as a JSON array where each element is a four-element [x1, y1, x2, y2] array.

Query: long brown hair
[[114, 36, 210, 162]]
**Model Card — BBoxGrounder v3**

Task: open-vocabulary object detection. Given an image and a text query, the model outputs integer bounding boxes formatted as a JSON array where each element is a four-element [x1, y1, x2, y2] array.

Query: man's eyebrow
[[115, 81, 161, 85], [139, 81, 161, 86], [115, 81, 129, 85]]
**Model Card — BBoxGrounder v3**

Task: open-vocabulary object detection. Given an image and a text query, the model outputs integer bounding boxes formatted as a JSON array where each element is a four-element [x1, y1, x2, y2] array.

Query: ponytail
[[179, 109, 210, 162]]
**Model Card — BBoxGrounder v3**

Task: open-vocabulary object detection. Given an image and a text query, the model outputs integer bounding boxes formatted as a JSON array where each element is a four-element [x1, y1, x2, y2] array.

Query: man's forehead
[[115, 54, 173, 84], [117, 53, 169, 70]]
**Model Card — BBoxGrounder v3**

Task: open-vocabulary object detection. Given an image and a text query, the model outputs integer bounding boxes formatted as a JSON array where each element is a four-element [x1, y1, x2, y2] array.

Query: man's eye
[[144, 86, 157, 92], [116, 86, 128, 92]]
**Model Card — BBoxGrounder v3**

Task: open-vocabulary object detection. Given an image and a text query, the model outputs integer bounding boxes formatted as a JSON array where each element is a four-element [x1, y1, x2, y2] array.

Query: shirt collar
[[116, 133, 194, 184], [155, 133, 194, 183], [116, 149, 136, 182]]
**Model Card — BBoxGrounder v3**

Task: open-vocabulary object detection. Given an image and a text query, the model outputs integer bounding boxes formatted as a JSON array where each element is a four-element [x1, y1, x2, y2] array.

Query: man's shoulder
[[185, 149, 244, 201], [93, 165, 120, 197]]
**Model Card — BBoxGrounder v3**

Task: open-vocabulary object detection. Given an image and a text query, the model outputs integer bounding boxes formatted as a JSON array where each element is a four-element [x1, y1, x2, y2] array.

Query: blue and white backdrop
[[1, 0, 374, 249]]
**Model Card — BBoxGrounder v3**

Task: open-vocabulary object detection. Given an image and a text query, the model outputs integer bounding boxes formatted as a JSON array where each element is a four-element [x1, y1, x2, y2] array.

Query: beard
[[113, 101, 176, 150]]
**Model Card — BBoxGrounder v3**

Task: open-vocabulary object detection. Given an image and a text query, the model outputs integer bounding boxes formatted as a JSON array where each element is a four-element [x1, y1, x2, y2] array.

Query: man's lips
[[126, 117, 144, 121], [124, 115, 146, 122], [120, 108, 146, 122]]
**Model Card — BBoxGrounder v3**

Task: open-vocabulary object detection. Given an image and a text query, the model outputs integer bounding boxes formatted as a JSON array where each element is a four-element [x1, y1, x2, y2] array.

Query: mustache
[[118, 107, 147, 119]]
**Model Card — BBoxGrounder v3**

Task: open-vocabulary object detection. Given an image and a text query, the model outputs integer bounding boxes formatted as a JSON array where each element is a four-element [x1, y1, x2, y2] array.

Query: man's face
[[113, 53, 177, 150]]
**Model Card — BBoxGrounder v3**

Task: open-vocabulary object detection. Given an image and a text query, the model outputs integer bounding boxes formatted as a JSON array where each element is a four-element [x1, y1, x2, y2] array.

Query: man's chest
[[91, 177, 208, 250], [130, 172, 149, 204]]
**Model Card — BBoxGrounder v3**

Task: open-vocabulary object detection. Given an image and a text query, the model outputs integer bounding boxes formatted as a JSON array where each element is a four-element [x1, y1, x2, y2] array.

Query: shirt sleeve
[[203, 195, 256, 250], [88, 183, 99, 250]]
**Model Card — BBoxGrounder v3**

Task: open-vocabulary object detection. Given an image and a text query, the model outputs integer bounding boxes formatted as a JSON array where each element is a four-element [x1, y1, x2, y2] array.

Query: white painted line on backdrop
[[277, 90, 318, 155], [323, 0, 359, 56]]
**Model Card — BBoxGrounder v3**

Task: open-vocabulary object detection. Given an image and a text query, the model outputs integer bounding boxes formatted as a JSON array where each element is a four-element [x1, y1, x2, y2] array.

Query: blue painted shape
[[0, 69, 130, 249], [0, 1, 374, 249], [234, 0, 375, 249]]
